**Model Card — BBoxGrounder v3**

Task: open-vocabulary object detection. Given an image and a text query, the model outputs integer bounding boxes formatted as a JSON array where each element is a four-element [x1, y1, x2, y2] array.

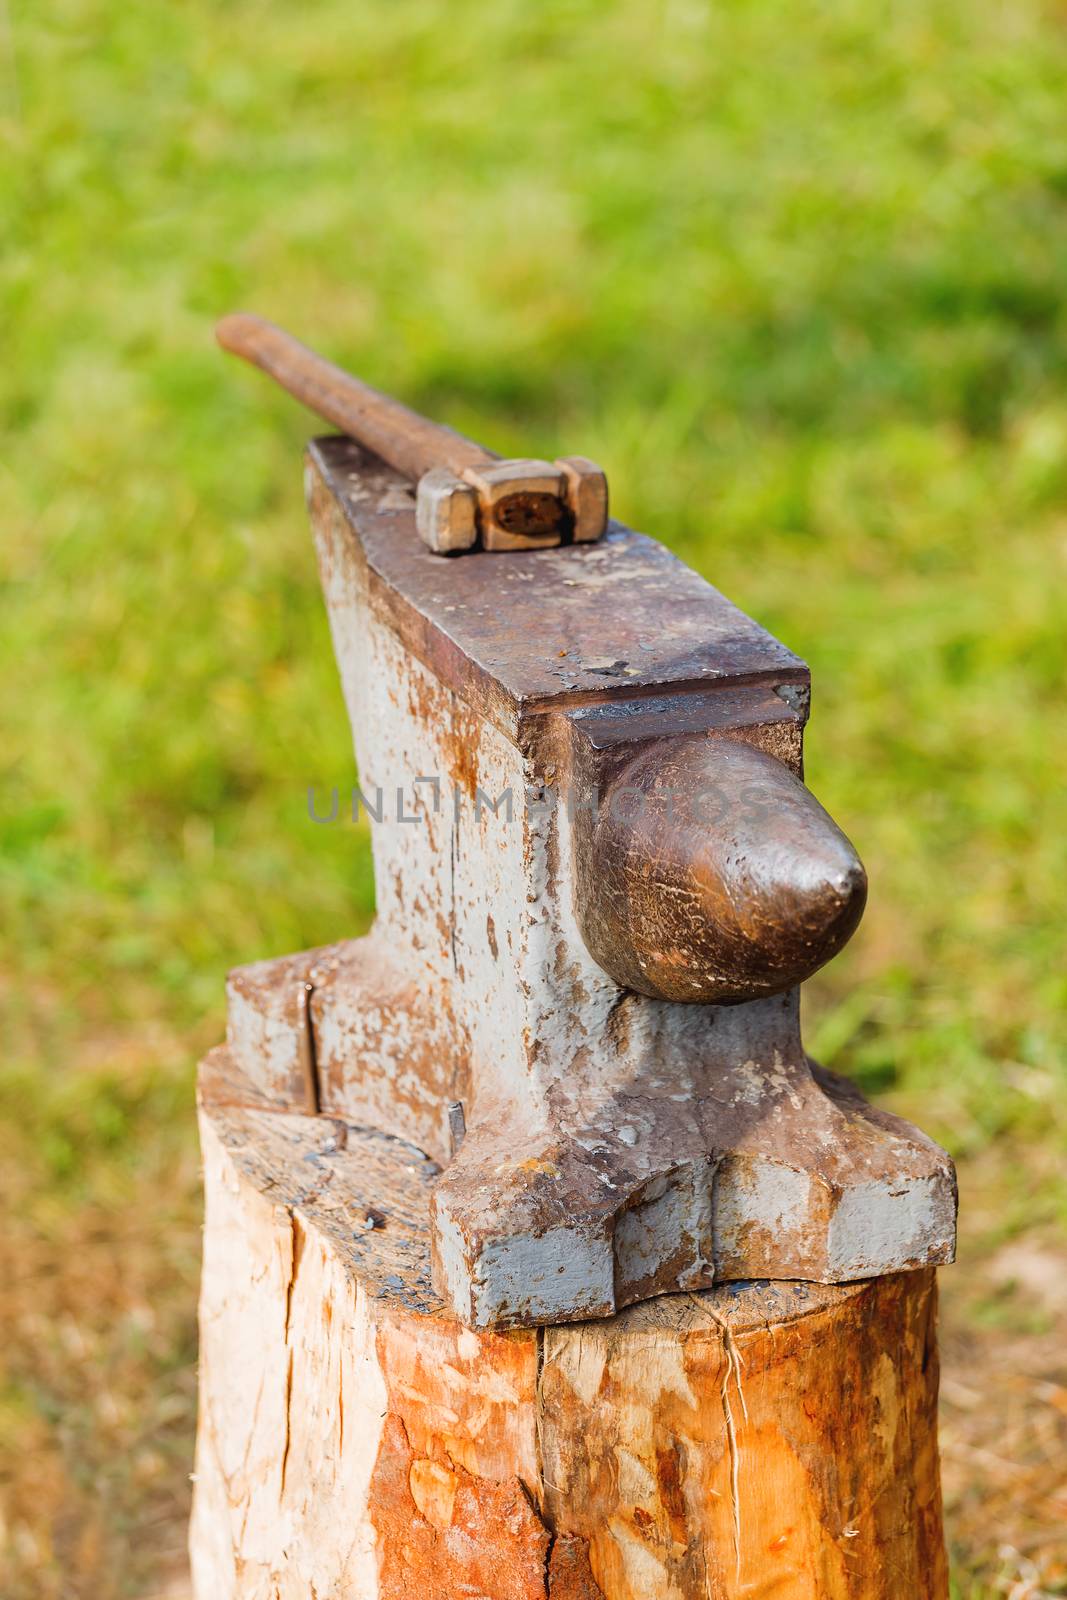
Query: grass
[[2, 0, 1067, 1593]]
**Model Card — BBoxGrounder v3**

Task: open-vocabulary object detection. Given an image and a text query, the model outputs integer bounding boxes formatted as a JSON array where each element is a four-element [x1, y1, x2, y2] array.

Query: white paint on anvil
[[312, 958, 455, 1162], [733, 1052, 800, 1106], [315, 517, 454, 985], [828, 1174, 949, 1277], [613, 1165, 712, 1301], [450, 717, 539, 1104], [359, 637, 456, 982], [226, 981, 302, 1093], [525, 765, 635, 1086], [714, 1160, 813, 1258], [471, 1227, 614, 1329]]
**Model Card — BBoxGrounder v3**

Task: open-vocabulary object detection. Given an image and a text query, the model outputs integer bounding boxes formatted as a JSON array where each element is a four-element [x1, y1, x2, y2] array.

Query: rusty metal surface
[[309, 435, 807, 740]]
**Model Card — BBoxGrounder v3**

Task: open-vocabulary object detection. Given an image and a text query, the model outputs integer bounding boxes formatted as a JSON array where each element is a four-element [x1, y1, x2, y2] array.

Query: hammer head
[[416, 455, 608, 554]]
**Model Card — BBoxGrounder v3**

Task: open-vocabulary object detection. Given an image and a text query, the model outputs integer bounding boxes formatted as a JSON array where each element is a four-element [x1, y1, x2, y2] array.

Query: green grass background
[[2, 0, 1066, 1594]]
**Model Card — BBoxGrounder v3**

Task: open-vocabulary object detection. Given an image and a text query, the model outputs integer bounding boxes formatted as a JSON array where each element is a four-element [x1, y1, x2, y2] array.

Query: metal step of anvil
[[216, 422, 955, 1333]]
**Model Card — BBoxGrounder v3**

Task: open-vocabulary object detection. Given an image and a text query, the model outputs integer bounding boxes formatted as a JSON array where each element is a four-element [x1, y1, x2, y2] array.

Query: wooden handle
[[216, 312, 493, 482], [575, 738, 867, 1003]]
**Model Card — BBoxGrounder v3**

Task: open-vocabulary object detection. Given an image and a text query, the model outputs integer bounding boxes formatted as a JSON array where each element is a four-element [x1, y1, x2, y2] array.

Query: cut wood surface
[[191, 1051, 948, 1600]]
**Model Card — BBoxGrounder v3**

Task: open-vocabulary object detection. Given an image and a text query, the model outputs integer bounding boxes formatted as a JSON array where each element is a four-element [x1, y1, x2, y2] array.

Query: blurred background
[[2, 1, 1066, 1595]]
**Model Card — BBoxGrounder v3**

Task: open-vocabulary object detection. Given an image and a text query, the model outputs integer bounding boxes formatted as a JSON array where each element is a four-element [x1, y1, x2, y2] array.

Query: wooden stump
[[190, 1052, 949, 1600]]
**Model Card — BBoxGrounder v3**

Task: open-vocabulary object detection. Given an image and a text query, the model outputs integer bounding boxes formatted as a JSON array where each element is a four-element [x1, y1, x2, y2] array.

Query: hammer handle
[[216, 313, 494, 483]]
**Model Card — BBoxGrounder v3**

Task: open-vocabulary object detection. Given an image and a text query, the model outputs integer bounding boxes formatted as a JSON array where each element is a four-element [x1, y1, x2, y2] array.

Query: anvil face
[[223, 435, 956, 1331]]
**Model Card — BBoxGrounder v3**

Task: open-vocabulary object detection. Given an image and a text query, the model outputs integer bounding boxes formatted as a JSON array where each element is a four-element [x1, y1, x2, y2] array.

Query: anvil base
[[225, 940, 956, 1329]]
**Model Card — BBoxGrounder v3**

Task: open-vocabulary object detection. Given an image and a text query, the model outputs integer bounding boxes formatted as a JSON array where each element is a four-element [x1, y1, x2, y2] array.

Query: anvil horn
[[574, 739, 868, 1004]]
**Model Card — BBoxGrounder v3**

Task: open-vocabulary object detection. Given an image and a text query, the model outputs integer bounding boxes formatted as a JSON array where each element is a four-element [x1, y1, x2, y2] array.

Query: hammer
[[216, 313, 608, 554]]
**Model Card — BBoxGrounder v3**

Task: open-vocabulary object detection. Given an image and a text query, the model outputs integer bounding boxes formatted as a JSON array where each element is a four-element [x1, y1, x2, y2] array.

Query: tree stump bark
[[190, 1051, 949, 1600]]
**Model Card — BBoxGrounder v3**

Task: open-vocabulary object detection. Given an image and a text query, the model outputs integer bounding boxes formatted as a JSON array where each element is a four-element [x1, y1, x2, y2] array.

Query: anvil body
[[223, 436, 956, 1330]]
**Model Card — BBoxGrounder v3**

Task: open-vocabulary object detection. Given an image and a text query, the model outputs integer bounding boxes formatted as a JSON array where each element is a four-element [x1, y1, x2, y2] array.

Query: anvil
[[219, 322, 957, 1330]]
